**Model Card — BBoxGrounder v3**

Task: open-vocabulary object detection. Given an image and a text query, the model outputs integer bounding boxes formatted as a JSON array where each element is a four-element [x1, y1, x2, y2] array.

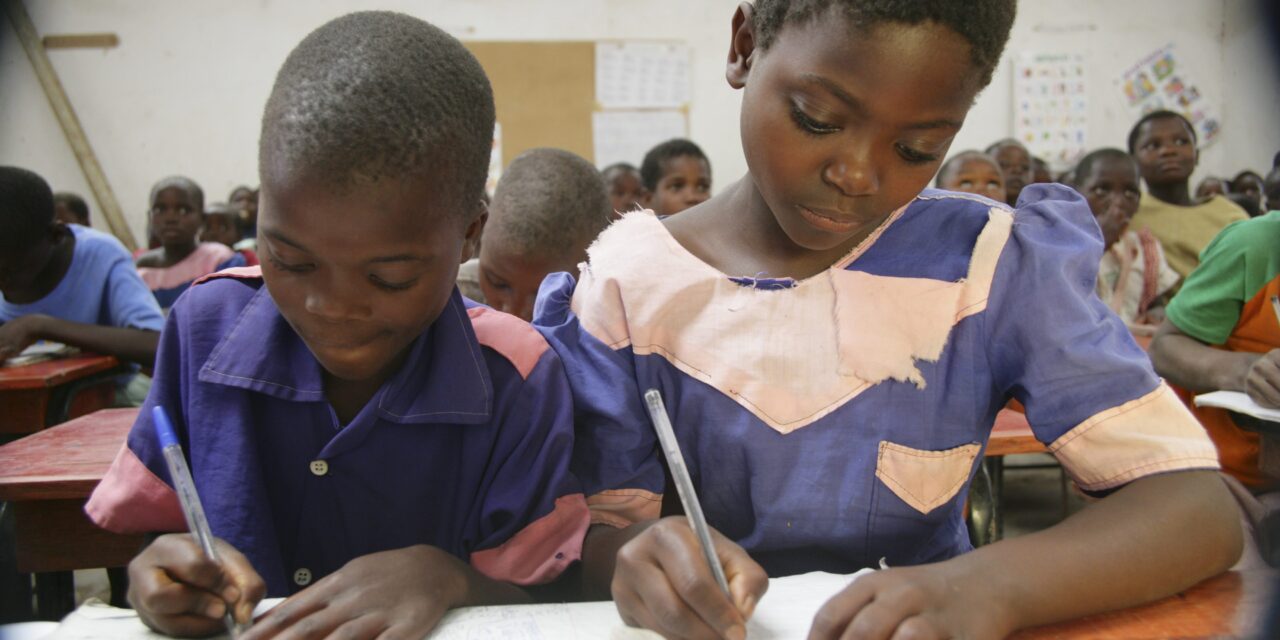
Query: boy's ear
[[460, 200, 488, 263], [726, 2, 757, 89]]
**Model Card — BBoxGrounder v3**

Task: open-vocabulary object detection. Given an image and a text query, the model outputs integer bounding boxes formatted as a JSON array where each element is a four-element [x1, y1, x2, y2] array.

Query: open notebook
[[43, 569, 871, 639]]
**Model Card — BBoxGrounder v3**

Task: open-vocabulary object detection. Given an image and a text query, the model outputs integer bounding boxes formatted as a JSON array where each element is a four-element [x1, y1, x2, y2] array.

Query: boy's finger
[[214, 541, 268, 623], [711, 531, 768, 620], [808, 581, 875, 640], [146, 535, 228, 591], [241, 586, 330, 640], [145, 578, 226, 618], [654, 527, 746, 639], [630, 562, 728, 640], [839, 597, 923, 640]]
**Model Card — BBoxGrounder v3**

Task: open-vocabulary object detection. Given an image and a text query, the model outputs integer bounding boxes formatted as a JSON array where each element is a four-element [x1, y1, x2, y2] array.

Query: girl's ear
[[726, 2, 758, 89]]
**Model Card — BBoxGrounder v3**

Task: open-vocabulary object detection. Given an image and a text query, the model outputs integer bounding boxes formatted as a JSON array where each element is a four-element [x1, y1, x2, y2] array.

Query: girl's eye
[[790, 105, 839, 135], [895, 143, 937, 165]]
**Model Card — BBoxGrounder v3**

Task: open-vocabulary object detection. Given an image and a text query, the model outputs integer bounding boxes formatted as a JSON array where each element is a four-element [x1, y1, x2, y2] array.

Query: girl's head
[[1127, 110, 1197, 189], [1230, 170, 1264, 207], [1072, 148, 1140, 250], [727, 0, 1016, 252], [148, 176, 204, 251]]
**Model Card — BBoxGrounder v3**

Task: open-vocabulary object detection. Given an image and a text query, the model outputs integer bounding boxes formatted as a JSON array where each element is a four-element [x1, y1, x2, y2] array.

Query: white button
[[293, 568, 312, 586], [309, 460, 328, 476]]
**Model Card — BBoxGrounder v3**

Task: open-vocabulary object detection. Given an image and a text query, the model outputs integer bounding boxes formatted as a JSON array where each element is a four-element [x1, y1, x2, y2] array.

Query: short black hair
[[228, 185, 255, 201], [1126, 110, 1196, 154], [602, 162, 641, 182], [260, 11, 495, 218], [752, 0, 1016, 89], [52, 192, 90, 226], [486, 148, 611, 262], [0, 166, 55, 254], [640, 139, 710, 192], [1231, 170, 1264, 189], [1071, 148, 1137, 187], [984, 138, 1026, 155], [149, 176, 204, 212], [1227, 192, 1262, 218], [933, 150, 999, 188]]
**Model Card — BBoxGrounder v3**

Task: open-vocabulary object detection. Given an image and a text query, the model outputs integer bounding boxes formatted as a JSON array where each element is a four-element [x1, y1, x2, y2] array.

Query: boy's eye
[[895, 143, 937, 165], [790, 104, 839, 136], [369, 275, 416, 292], [958, 180, 974, 188], [267, 254, 314, 274]]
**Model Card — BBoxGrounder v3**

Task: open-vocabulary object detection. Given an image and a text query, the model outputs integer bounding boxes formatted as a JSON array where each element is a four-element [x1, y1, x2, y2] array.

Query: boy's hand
[[807, 564, 1011, 640], [241, 545, 470, 640], [612, 516, 768, 640], [128, 533, 266, 638], [1245, 349, 1280, 408], [0, 314, 46, 361]]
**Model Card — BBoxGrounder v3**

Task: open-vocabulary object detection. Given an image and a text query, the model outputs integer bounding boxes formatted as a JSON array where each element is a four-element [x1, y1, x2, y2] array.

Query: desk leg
[[0, 502, 34, 622], [985, 457, 1005, 541], [107, 567, 129, 608], [33, 571, 74, 620]]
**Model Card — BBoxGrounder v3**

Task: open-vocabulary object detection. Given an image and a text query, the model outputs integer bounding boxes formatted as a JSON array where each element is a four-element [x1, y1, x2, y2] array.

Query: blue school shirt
[[534, 185, 1219, 576], [87, 268, 589, 596], [0, 225, 164, 332]]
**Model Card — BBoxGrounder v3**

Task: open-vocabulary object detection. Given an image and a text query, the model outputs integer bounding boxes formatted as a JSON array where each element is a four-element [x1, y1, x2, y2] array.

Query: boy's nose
[[303, 279, 371, 321]]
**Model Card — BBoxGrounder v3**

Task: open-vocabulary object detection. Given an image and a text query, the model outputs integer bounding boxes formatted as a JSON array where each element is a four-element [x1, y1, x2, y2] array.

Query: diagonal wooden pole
[[4, 0, 136, 250]]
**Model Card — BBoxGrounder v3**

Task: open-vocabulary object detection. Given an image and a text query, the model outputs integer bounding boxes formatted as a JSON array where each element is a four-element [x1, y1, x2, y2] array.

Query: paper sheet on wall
[[486, 122, 502, 197], [1117, 44, 1221, 147], [1012, 52, 1088, 171], [595, 42, 691, 109], [593, 110, 687, 169]]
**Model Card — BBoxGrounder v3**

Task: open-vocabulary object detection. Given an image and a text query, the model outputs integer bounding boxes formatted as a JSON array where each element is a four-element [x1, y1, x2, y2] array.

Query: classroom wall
[[2, 0, 1278, 244]]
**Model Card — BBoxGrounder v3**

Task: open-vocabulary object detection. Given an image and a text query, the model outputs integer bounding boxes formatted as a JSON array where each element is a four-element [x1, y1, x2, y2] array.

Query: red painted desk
[[0, 408, 142, 620], [0, 354, 123, 435]]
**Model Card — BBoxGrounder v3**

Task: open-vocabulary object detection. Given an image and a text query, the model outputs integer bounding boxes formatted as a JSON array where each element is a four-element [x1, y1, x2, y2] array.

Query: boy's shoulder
[[1210, 210, 1280, 256], [172, 267, 266, 322], [70, 225, 134, 265], [464, 298, 552, 382]]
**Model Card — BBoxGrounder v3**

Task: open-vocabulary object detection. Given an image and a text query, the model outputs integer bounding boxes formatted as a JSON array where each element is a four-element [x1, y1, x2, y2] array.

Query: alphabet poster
[[1013, 52, 1089, 169]]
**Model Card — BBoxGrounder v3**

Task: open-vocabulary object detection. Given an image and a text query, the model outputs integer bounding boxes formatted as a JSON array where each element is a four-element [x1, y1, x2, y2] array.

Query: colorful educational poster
[[1118, 44, 1221, 146], [1012, 52, 1088, 169]]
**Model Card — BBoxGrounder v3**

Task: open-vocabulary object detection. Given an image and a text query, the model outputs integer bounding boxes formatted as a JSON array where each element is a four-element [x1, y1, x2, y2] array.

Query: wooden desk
[[0, 354, 123, 436], [0, 408, 143, 620], [987, 409, 1046, 457], [971, 409, 1050, 546]]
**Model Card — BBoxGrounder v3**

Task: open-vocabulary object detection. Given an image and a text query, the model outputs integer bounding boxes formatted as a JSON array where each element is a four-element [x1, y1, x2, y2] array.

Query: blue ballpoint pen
[[152, 405, 248, 638]]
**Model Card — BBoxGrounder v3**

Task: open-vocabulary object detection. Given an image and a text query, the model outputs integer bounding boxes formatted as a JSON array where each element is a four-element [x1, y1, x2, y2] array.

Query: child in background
[[229, 185, 259, 242], [1231, 170, 1265, 211], [86, 13, 587, 639], [536, 2, 1241, 638], [1031, 155, 1051, 183], [640, 138, 712, 216], [136, 177, 246, 310], [201, 202, 259, 265], [1127, 110, 1247, 280], [476, 148, 610, 321], [52, 192, 90, 227], [1265, 164, 1280, 213], [1072, 148, 1178, 332], [601, 162, 648, 217], [0, 167, 163, 403], [1195, 175, 1229, 200], [933, 150, 1005, 202], [1228, 192, 1264, 218], [985, 138, 1033, 205]]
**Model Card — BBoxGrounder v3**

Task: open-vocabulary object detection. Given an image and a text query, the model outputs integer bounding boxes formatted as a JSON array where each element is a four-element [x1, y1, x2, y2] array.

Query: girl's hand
[[128, 533, 266, 637], [612, 516, 769, 640], [807, 564, 1012, 640], [241, 545, 474, 640]]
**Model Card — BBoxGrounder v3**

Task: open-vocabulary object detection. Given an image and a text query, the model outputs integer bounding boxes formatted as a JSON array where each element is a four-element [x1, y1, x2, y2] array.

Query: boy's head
[[229, 185, 258, 229], [201, 202, 243, 247], [1265, 165, 1280, 213], [256, 11, 494, 384], [983, 139, 1032, 205], [639, 138, 711, 216], [0, 167, 59, 298], [1071, 148, 1141, 250], [934, 151, 1004, 202], [1226, 192, 1263, 218], [149, 176, 204, 251], [602, 162, 647, 217], [1230, 170, 1264, 207], [726, 0, 1015, 253], [1127, 110, 1197, 189], [52, 192, 90, 226], [480, 148, 611, 321], [1194, 176, 1228, 200]]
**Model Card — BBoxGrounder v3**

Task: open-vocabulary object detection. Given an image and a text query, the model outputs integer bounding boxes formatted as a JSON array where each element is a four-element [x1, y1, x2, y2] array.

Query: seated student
[[640, 138, 712, 216], [135, 176, 246, 310], [536, 2, 1241, 638], [200, 202, 259, 265], [1231, 170, 1266, 211], [1150, 210, 1280, 493], [1196, 175, 1230, 200], [474, 148, 610, 321], [0, 167, 163, 402], [1072, 148, 1179, 333], [933, 150, 1005, 202], [1266, 164, 1280, 213], [1228, 192, 1264, 219], [601, 162, 648, 217], [985, 138, 1033, 205], [1127, 110, 1247, 280], [52, 191, 90, 227], [228, 185, 259, 242], [85, 12, 587, 639]]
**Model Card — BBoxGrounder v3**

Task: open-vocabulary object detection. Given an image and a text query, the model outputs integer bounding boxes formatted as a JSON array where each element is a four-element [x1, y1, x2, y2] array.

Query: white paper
[[592, 110, 687, 169], [1194, 390, 1280, 423], [1012, 52, 1088, 170], [595, 42, 691, 109], [2, 341, 76, 367]]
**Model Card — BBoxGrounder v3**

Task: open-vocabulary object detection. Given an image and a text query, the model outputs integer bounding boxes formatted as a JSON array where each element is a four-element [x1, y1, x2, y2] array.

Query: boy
[[1127, 110, 1248, 279], [640, 138, 712, 216], [52, 191, 90, 227], [201, 202, 258, 265], [1266, 164, 1280, 213], [473, 148, 610, 321], [933, 150, 1005, 202], [136, 177, 246, 310], [229, 185, 258, 241], [984, 138, 1033, 205], [0, 167, 162, 375], [86, 12, 587, 639], [601, 162, 647, 217]]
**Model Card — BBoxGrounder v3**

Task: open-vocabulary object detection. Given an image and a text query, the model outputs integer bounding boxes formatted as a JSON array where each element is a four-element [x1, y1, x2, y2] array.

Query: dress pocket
[[874, 441, 980, 515]]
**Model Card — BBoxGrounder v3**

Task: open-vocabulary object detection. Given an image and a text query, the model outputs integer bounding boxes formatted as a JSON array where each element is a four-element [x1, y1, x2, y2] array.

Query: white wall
[[3, 0, 1278, 244]]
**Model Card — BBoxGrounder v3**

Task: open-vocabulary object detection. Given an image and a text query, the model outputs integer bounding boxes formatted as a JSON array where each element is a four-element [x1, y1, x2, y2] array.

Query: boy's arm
[[1150, 320, 1280, 407], [0, 314, 159, 365]]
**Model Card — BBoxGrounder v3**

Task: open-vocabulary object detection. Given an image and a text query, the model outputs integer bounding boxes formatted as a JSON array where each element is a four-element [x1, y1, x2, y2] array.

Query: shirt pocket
[[874, 441, 980, 514]]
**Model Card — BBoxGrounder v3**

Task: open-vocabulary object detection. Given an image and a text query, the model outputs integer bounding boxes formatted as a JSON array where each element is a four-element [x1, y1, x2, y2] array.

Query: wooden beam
[[4, 2, 136, 250], [42, 33, 119, 50]]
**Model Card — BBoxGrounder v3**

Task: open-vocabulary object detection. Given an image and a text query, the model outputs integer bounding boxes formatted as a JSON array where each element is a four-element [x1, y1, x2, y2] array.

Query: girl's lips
[[798, 205, 859, 234]]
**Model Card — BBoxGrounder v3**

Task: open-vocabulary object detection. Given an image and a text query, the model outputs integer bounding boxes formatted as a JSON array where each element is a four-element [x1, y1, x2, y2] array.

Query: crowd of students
[[1, 1, 1277, 638]]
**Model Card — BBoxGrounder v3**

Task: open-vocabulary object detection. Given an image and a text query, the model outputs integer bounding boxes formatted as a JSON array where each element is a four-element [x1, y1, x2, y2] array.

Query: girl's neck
[[1146, 181, 1193, 207], [162, 240, 199, 265]]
